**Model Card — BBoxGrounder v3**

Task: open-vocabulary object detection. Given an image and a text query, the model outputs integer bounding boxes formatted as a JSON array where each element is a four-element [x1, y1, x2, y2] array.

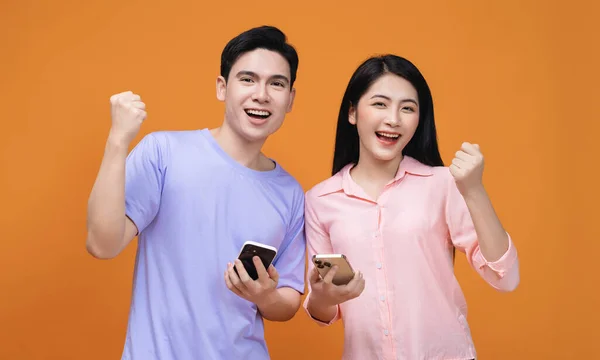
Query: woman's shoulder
[[402, 156, 451, 181], [306, 173, 344, 200]]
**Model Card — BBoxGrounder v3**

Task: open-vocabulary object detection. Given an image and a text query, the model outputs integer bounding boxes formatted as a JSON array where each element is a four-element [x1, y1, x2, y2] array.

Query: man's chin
[[238, 127, 272, 144]]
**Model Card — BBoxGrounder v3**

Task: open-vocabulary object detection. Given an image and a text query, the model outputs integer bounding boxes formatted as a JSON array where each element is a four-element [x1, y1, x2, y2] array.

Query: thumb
[[309, 266, 320, 284], [323, 265, 338, 284]]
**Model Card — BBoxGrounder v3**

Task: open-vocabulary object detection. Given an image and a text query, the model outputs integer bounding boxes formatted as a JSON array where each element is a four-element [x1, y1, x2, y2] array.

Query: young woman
[[303, 54, 520, 360]]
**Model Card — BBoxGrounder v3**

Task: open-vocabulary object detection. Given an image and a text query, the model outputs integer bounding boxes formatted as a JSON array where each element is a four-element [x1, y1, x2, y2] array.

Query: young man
[[86, 26, 306, 360]]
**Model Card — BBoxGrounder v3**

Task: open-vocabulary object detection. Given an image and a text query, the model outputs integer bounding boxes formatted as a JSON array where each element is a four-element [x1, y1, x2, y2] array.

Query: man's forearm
[[86, 136, 129, 258], [256, 287, 301, 322]]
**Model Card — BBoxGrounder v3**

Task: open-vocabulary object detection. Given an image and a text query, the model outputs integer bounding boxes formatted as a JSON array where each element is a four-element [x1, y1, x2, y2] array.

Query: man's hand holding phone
[[224, 241, 300, 322], [225, 256, 279, 306]]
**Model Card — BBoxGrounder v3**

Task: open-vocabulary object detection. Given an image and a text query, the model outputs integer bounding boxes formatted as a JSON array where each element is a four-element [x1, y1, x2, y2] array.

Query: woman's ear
[[348, 104, 357, 125]]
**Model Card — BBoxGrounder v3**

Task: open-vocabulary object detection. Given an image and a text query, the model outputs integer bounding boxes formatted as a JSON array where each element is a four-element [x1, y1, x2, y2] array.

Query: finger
[[267, 264, 279, 283], [449, 164, 462, 178], [131, 101, 146, 110], [347, 272, 366, 296], [133, 108, 147, 120], [253, 256, 269, 281], [451, 157, 468, 169], [309, 266, 321, 284], [345, 270, 362, 289], [227, 262, 248, 292], [323, 265, 338, 284], [224, 269, 243, 297], [355, 275, 366, 295], [461, 142, 480, 155], [130, 94, 141, 102], [234, 259, 253, 285], [113, 91, 132, 100], [454, 150, 471, 162]]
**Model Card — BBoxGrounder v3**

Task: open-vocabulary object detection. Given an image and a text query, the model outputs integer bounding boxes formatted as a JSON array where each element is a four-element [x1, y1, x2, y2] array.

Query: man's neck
[[210, 125, 273, 171]]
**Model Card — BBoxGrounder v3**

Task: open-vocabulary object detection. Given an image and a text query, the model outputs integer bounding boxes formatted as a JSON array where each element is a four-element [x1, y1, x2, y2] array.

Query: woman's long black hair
[[332, 55, 444, 176]]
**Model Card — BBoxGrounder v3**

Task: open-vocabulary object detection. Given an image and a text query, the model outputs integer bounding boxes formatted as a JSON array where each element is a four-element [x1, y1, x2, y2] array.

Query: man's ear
[[286, 87, 296, 113], [348, 103, 357, 125], [216, 76, 227, 101]]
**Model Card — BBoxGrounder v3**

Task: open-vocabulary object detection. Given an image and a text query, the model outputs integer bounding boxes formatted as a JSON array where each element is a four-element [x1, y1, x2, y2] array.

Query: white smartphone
[[312, 254, 355, 286], [235, 241, 278, 280]]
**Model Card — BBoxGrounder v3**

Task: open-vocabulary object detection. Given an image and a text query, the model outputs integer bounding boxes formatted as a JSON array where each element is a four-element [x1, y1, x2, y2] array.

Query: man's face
[[217, 48, 295, 144]]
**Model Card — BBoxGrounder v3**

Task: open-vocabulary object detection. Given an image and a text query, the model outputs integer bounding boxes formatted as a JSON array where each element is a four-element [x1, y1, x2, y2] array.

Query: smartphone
[[235, 241, 278, 280], [312, 254, 355, 286]]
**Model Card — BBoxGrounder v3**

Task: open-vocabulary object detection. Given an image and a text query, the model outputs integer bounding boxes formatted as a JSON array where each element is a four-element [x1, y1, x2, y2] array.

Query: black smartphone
[[234, 241, 278, 280]]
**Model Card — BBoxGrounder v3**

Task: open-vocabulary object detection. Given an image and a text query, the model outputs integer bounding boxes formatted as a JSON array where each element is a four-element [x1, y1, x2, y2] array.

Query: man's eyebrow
[[270, 74, 290, 84], [236, 70, 257, 78], [236, 71, 290, 84]]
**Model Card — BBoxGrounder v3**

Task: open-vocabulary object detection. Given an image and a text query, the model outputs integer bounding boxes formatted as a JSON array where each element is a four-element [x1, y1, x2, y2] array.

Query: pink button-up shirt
[[303, 156, 520, 360]]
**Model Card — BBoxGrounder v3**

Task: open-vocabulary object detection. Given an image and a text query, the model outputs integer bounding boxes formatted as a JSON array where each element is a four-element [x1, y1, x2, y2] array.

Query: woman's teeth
[[376, 132, 400, 140]]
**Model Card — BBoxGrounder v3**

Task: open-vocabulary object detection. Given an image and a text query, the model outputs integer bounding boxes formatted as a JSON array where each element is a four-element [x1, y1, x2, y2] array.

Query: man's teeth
[[246, 109, 270, 117], [377, 132, 399, 139]]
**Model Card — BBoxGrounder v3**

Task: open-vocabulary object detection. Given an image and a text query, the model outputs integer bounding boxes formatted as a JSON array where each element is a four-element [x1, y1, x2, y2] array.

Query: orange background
[[1, 0, 598, 359]]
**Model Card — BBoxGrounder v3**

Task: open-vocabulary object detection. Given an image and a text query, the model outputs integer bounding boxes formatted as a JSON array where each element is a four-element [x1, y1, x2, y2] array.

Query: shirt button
[[384, 329, 389, 336], [376, 263, 382, 269], [380, 295, 385, 301]]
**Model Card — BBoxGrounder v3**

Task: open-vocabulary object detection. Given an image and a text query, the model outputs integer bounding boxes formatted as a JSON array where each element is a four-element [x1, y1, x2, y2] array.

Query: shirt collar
[[315, 156, 433, 197]]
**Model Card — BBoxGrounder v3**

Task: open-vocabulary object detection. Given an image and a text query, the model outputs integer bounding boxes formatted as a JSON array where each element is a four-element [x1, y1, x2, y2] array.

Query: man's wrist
[[255, 288, 280, 309]]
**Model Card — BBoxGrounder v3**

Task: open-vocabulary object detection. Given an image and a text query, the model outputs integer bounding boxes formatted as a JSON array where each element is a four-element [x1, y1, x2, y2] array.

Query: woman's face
[[350, 73, 420, 165]]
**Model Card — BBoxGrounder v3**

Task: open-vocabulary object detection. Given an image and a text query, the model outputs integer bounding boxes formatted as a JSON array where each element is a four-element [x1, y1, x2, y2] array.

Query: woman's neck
[[350, 153, 403, 201]]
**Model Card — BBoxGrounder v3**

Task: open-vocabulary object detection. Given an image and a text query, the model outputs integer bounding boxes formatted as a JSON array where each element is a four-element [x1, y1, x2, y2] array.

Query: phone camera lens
[[317, 264, 324, 268], [315, 260, 322, 265], [324, 262, 331, 267]]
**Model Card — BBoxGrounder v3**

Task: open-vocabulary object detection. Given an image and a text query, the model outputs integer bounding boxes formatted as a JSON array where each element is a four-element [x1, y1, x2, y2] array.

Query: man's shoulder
[[272, 163, 305, 197], [142, 129, 202, 146]]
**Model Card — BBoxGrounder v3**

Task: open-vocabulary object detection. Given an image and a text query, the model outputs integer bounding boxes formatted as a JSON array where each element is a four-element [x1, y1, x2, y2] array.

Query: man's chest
[[159, 168, 291, 251]]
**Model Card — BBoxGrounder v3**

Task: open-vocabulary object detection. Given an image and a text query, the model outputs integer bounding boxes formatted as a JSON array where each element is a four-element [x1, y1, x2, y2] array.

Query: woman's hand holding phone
[[308, 265, 365, 307]]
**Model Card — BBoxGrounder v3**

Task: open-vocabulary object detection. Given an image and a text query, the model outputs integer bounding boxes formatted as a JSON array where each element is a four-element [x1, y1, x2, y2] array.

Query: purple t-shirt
[[120, 128, 306, 360]]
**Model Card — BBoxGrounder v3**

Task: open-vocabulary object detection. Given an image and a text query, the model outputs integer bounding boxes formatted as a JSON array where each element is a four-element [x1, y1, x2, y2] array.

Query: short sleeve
[[445, 170, 520, 292], [272, 187, 307, 295], [124, 133, 166, 235], [302, 191, 341, 326]]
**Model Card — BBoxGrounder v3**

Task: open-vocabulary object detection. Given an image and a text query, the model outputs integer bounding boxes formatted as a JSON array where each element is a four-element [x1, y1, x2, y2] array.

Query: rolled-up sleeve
[[471, 233, 520, 291], [302, 190, 341, 326], [445, 172, 520, 292]]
